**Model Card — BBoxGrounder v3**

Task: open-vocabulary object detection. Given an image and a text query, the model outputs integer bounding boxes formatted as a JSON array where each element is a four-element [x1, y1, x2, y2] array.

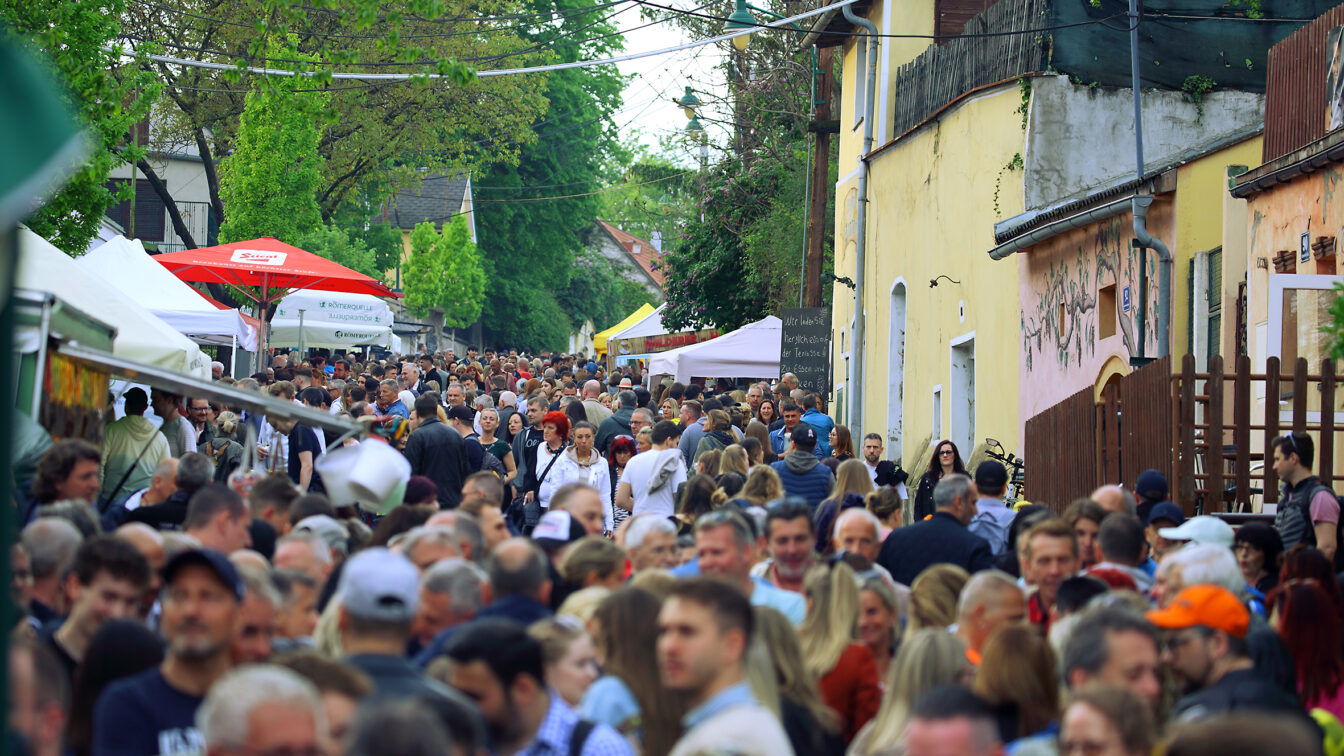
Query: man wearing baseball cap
[[337, 547, 485, 753], [1147, 585, 1306, 723], [1144, 501, 1186, 563], [91, 549, 244, 755], [969, 461, 1016, 556], [768, 423, 834, 508]]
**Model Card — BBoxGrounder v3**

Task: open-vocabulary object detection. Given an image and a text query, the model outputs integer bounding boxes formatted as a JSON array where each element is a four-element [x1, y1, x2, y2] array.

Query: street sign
[[1302, 232, 1311, 263], [1122, 285, 1132, 313], [780, 308, 832, 395]]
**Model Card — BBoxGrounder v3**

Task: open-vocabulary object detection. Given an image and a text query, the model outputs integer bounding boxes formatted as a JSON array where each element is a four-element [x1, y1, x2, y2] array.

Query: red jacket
[[818, 643, 881, 743]]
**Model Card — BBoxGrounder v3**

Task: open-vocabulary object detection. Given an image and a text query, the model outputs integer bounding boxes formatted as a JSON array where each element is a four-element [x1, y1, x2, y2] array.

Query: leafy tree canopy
[[3, 0, 159, 254]]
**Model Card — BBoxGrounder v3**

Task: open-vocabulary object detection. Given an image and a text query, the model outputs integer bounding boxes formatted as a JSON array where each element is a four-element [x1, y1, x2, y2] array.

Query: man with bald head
[[115, 523, 166, 617], [414, 537, 552, 668], [106, 457, 178, 529], [582, 379, 613, 425], [1091, 485, 1137, 517], [954, 570, 1027, 661], [833, 508, 885, 562]]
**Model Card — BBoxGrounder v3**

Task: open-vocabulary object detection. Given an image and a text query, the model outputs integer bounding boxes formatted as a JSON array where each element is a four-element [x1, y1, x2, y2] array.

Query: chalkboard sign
[[780, 307, 832, 395]]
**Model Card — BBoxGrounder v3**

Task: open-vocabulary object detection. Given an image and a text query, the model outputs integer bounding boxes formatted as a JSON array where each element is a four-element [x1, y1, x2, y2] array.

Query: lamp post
[[726, 0, 758, 50]]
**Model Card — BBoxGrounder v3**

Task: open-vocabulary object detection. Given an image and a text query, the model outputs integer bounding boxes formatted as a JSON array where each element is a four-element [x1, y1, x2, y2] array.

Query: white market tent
[[269, 289, 393, 349], [17, 228, 211, 379], [77, 236, 259, 351], [610, 302, 670, 340], [647, 315, 782, 383]]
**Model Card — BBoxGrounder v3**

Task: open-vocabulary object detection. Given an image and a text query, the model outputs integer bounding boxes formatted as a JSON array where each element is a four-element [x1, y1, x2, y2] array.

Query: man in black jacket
[[1147, 584, 1314, 729], [876, 473, 993, 585], [403, 392, 469, 509], [861, 433, 908, 488]]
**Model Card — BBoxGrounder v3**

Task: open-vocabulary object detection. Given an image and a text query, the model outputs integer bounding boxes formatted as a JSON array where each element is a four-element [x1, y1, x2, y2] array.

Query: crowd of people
[[9, 345, 1344, 756]]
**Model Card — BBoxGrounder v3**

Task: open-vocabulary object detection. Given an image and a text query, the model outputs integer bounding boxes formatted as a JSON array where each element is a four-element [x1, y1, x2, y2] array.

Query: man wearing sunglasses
[[1270, 432, 1339, 563], [1147, 585, 1308, 725]]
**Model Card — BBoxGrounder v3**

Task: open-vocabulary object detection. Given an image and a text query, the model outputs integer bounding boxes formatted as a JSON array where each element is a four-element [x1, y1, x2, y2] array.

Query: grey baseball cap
[[336, 547, 419, 622]]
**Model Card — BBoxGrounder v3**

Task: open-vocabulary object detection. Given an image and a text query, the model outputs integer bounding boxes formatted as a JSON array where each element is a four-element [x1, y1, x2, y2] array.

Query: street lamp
[[726, 0, 757, 50], [675, 86, 702, 119]]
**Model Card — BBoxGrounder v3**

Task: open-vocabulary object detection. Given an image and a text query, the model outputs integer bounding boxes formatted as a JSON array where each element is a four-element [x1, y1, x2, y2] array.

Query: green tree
[[296, 224, 378, 279], [217, 76, 325, 243], [438, 216, 486, 328], [2, 0, 159, 254], [403, 221, 445, 319], [476, 0, 627, 351], [122, 0, 547, 248], [1327, 283, 1344, 359], [600, 148, 696, 243]]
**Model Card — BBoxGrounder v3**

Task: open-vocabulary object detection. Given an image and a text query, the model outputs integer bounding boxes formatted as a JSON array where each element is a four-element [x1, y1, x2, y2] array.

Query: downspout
[[1127, 0, 1171, 357], [843, 2, 878, 430]]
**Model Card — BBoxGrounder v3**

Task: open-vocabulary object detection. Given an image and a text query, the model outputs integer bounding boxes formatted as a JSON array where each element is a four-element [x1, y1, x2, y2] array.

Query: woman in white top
[[533, 411, 580, 511], [567, 421, 614, 534]]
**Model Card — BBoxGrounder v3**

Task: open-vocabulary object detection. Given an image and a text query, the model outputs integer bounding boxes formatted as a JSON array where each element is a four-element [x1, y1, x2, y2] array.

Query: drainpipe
[[1128, 0, 1171, 357], [842, 2, 878, 431]]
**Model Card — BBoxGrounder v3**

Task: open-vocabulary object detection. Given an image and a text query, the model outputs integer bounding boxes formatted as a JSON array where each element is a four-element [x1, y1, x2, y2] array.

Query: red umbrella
[[155, 237, 399, 368]]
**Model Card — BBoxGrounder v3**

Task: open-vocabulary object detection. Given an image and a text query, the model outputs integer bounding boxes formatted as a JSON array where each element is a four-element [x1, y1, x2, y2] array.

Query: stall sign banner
[[42, 351, 108, 442]]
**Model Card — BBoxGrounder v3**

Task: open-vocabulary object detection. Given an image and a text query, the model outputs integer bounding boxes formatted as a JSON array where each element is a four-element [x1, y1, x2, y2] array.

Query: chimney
[[651, 230, 662, 252]]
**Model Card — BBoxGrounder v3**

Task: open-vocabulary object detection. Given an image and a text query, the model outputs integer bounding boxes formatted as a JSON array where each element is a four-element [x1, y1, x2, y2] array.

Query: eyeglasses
[[938, 449, 955, 457]]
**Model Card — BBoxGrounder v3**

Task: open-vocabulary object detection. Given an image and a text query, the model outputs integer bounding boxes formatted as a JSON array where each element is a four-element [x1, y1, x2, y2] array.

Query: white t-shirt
[[619, 448, 687, 518]]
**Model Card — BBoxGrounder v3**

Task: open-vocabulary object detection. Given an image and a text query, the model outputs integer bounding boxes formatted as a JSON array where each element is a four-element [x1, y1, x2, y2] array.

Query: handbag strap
[[535, 445, 564, 489]]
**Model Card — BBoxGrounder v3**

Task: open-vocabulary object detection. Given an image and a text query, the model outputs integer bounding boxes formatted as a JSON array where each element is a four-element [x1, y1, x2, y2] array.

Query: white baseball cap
[[336, 547, 419, 622], [1158, 515, 1234, 549]]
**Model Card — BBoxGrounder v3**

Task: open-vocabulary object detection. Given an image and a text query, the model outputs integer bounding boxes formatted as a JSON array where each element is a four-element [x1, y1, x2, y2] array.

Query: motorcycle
[[984, 438, 1026, 505]]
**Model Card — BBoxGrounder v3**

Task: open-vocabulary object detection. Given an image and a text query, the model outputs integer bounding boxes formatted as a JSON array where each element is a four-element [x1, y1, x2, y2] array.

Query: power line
[[407, 168, 696, 203], [127, 0, 634, 40], [127, 0, 854, 78]]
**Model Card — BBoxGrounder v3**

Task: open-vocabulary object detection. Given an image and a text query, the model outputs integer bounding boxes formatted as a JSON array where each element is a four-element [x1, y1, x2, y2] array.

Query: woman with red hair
[[530, 410, 579, 519], [1271, 579, 1344, 718], [606, 436, 638, 531]]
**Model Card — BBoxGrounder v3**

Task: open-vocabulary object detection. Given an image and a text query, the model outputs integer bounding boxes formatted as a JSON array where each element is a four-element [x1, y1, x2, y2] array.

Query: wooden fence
[[1174, 354, 1343, 512], [890, 0, 1050, 138], [1026, 354, 1344, 514]]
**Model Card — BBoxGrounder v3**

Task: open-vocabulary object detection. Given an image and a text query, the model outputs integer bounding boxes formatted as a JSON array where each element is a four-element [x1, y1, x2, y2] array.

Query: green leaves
[[403, 218, 485, 327], [3, 0, 159, 254], [297, 224, 379, 279], [217, 75, 326, 244]]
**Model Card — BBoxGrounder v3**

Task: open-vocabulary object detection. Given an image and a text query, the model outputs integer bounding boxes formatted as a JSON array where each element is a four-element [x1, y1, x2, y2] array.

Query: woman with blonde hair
[[719, 444, 750, 477], [905, 563, 969, 637], [695, 449, 722, 478], [527, 617, 599, 707], [659, 397, 678, 422], [751, 606, 844, 755], [972, 624, 1059, 743], [740, 464, 784, 507], [857, 577, 902, 685], [848, 630, 971, 756], [694, 409, 735, 461], [799, 561, 880, 744], [814, 458, 875, 554]]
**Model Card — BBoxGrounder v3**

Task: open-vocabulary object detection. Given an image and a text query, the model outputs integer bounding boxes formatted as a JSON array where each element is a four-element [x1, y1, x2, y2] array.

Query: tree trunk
[[194, 128, 225, 231], [137, 159, 197, 250]]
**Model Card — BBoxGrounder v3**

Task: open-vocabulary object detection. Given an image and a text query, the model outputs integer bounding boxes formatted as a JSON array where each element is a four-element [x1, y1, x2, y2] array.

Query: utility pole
[[805, 46, 836, 308]]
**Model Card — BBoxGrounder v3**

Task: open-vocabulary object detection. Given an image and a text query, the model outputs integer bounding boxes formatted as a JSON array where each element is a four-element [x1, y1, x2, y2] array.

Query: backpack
[[1283, 481, 1344, 570]]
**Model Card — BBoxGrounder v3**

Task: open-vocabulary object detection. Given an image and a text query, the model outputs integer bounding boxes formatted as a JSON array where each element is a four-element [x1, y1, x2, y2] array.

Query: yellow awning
[[594, 303, 655, 357]]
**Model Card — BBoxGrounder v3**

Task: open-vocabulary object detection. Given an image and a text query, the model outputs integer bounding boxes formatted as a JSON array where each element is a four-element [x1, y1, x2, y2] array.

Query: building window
[[1098, 284, 1117, 339], [931, 385, 942, 441]]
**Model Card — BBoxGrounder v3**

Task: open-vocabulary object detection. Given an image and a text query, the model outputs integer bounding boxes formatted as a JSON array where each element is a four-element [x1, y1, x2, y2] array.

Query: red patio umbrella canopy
[[153, 237, 399, 303]]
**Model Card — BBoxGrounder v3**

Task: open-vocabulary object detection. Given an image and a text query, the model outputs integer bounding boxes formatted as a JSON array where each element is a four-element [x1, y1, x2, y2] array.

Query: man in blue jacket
[[769, 425, 834, 508], [799, 393, 835, 458]]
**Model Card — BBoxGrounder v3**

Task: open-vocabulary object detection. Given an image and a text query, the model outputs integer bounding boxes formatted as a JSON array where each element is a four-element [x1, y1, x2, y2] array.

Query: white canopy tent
[[647, 316, 782, 383], [269, 289, 393, 349], [610, 303, 669, 340], [17, 228, 211, 379], [77, 235, 258, 351]]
